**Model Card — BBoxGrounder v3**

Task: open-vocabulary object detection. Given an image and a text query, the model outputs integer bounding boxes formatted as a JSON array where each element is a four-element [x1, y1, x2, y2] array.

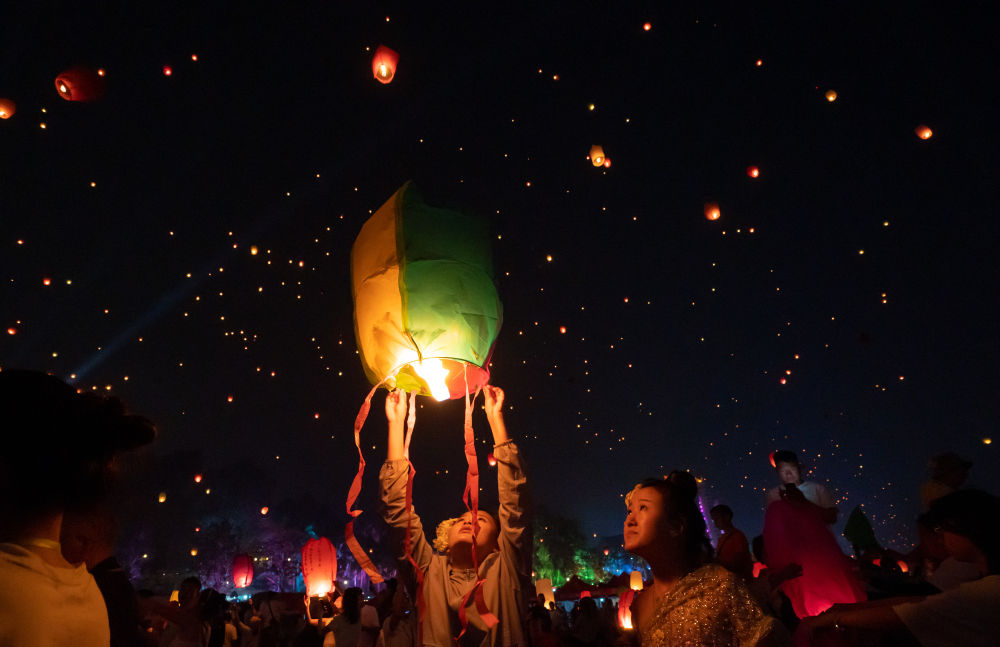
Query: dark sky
[[2, 2, 997, 556]]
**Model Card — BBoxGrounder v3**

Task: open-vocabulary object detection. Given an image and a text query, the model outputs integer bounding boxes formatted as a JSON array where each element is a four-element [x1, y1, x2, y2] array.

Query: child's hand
[[385, 388, 407, 424], [483, 385, 504, 421]]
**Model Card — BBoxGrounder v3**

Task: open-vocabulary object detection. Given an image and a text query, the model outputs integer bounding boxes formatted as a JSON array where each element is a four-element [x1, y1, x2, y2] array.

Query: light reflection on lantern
[[0, 98, 15, 119], [302, 537, 338, 596], [54, 66, 107, 102], [589, 145, 606, 167], [372, 45, 399, 84], [704, 202, 721, 221], [747, 166, 760, 178], [915, 125, 933, 140], [629, 570, 644, 590], [232, 553, 254, 588], [825, 90, 837, 102]]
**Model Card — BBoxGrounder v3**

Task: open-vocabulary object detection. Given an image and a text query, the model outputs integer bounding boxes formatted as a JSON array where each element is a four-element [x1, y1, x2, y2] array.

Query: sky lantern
[[534, 578, 554, 607], [629, 570, 644, 590], [704, 202, 721, 221], [158, 492, 167, 503], [190, 548, 198, 556], [589, 145, 606, 167], [351, 181, 501, 401], [260, 506, 269, 515], [0, 99, 15, 119], [194, 474, 202, 483], [825, 90, 837, 102], [915, 125, 933, 140], [232, 553, 254, 588], [618, 588, 636, 629], [54, 65, 107, 102], [371, 45, 399, 84], [302, 537, 338, 596], [747, 166, 760, 178]]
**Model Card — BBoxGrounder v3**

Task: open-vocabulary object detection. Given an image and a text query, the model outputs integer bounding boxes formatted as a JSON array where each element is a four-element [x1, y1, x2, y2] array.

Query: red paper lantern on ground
[[704, 202, 721, 221], [302, 537, 337, 596], [372, 45, 399, 84], [915, 125, 933, 140], [232, 553, 254, 588], [0, 99, 15, 119], [54, 66, 107, 102]]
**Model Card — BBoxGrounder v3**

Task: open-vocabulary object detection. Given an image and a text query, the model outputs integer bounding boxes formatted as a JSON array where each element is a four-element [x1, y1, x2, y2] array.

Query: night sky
[[2, 2, 997, 563]]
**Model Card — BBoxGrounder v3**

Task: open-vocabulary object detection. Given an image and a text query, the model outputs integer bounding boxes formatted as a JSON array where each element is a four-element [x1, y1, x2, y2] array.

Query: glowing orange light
[[371, 45, 399, 84], [603, 158, 611, 168], [191, 54, 198, 62], [755, 59, 763, 67], [0, 98, 15, 119], [194, 527, 200, 532], [314, 412, 320, 419], [983, 438, 992, 445], [630, 570, 644, 591], [7, 326, 18, 335], [260, 506, 269, 515], [158, 492, 167, 503], [768, 452, 776, 468], [559, 326, 567, 334], [747, 166, 760, 178], [42, 278, 52, 286], [780, 378, 787, 385], [897, 560, 909, 573], [589, 145, 606, 167], [227, 395, 234, 403], [487, 452, 497, 467], [412, 358, 451, 401], [190, 548, 198, 556], [643, 22, 652, 31], [825, 90, 838, 102], [704, 202, 721, 221], [54, 66, 106, 102], [194, 474, 202, 483], [162, 66, 173, 76], [915, 125, 933, 140], [250, 245, 259, 255]]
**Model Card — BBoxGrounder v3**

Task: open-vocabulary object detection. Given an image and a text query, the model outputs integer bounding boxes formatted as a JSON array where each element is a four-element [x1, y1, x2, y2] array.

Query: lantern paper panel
[[372, 45, 399, 84], [0, 99, 15, 119], [54, 66, 106, 102], [232, 553, 254, 588], [351, 182, 502, 400], [302, 537, 337, 596]]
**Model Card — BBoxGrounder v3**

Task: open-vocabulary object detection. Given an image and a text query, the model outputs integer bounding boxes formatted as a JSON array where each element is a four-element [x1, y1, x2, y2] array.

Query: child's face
[[448, 510, 498, 553], [776, 461, 801, 485]]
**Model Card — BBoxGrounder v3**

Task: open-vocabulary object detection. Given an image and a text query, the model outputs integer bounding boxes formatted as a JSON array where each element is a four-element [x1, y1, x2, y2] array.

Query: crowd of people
[[1, 369, 998, 646]]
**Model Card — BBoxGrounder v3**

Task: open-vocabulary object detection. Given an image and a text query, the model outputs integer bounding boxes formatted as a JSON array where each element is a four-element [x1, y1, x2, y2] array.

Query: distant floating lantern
[[589, 145, 606, 167], [372, 45, 399, 84], [603, 158, 611, 168], [915, 125, 933, 140], [755, 59, 763, 67], [704, 202, 721, 221], [629, 570, 644, 591], [487, 452, 497, 467], [825, 90, 837, 102], [642, 22, 652, 31], [232, 553, 254, 588], [158, 492, 167, 503], [190, 548, 198, 556], [194, 474, 202, 483], [260, 506, 269, 515], [351, 182, 501, 401], [302, 537, 338, 597], [54, 65, 107, 102], [0, 98, 15, 119], [747, 166, 760, 178], [162, 66, 173, 76]]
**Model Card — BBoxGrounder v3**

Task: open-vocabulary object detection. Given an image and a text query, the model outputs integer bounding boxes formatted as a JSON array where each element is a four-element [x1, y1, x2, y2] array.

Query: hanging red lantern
[[54, 66, 107, 102], [704, 202, 721, 221], [0, 99, 15, 119], [372, 45, 399, 84], [302, 537, 337, 597], [232, 553, 254, 588]]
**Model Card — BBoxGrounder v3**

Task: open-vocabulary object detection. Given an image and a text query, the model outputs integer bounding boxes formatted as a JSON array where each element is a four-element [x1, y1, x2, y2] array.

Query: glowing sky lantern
[[534, 578, 555, 608], [351, 182, 501, 400], [704, 202, 721, 221], [372, 45, 399, 84], [915, 125, 933, 140], [54, 65, 107, 102], [158, 492, 167, 503], [260, 506, 269, 515], [618, 588, 637, 629], [825, 90, 838, 102], [747, 166, 760, 178], [232, 553, 254, 588], [629, 570, 644, 590], [589, 145, 606, 167], [302, 537, 338, 596], [0, 99, 15, 119]]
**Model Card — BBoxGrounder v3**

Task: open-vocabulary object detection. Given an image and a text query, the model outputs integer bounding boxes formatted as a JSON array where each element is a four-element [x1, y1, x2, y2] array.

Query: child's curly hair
[[434, 517, 462, 552]]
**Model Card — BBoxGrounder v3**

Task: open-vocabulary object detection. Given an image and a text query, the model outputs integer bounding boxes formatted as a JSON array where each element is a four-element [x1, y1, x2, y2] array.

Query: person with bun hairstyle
[[622, 472, 790, 646], [0, 369, 156, 646]]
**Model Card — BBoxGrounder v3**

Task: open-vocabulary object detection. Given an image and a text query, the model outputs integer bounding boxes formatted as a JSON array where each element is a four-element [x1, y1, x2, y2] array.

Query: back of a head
[[925, 489, 1000, 573], [773, 450, 798, 466], [0, 370, 156, 524]]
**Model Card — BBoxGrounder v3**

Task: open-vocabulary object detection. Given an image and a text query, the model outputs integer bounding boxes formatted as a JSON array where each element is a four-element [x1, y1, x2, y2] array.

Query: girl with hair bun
[[0, 369, 156, 647], [622, 471, 790, 646]]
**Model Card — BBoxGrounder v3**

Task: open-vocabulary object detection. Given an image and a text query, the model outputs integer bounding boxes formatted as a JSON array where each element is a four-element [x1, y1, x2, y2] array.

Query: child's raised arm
[[483, 385, 508, 445], [385, 388, 407, 460]]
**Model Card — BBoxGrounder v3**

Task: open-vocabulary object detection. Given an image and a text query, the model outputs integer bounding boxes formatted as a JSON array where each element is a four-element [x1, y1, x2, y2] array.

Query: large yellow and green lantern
[[343, 182, 502, 595], [351, 181, 502, 399]]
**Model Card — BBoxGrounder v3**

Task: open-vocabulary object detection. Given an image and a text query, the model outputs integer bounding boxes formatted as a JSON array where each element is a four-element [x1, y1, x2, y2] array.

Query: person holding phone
[[762, 450, 865, 619]]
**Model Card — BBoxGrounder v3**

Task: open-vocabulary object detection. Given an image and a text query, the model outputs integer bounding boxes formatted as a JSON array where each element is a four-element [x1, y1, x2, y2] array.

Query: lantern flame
[[412, 358, 450, 401]]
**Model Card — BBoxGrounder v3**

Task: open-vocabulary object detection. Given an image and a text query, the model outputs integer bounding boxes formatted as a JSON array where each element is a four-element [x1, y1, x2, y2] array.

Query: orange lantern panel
[[0, 99, 15, 119], [372, 45, 399, 84], [54, 66, 107, 102], [302, 537, 337, 596]]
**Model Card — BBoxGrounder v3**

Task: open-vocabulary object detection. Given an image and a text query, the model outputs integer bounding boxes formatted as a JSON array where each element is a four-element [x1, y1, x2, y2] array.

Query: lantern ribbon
[[457, 377, 498, 638], [345, 381, 386, 584], [402, 390, 427, 646]]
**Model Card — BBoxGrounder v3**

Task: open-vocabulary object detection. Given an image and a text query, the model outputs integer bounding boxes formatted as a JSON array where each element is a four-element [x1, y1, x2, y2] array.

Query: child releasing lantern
[[380, 385, 531, 647]]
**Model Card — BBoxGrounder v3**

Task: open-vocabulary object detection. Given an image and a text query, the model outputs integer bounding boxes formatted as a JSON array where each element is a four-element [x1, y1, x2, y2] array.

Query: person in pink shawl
[[762, 450, 866, 619]]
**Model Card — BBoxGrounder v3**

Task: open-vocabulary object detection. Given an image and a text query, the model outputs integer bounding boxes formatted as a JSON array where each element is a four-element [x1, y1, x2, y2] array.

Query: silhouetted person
[[710, 504, 753, 580]]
